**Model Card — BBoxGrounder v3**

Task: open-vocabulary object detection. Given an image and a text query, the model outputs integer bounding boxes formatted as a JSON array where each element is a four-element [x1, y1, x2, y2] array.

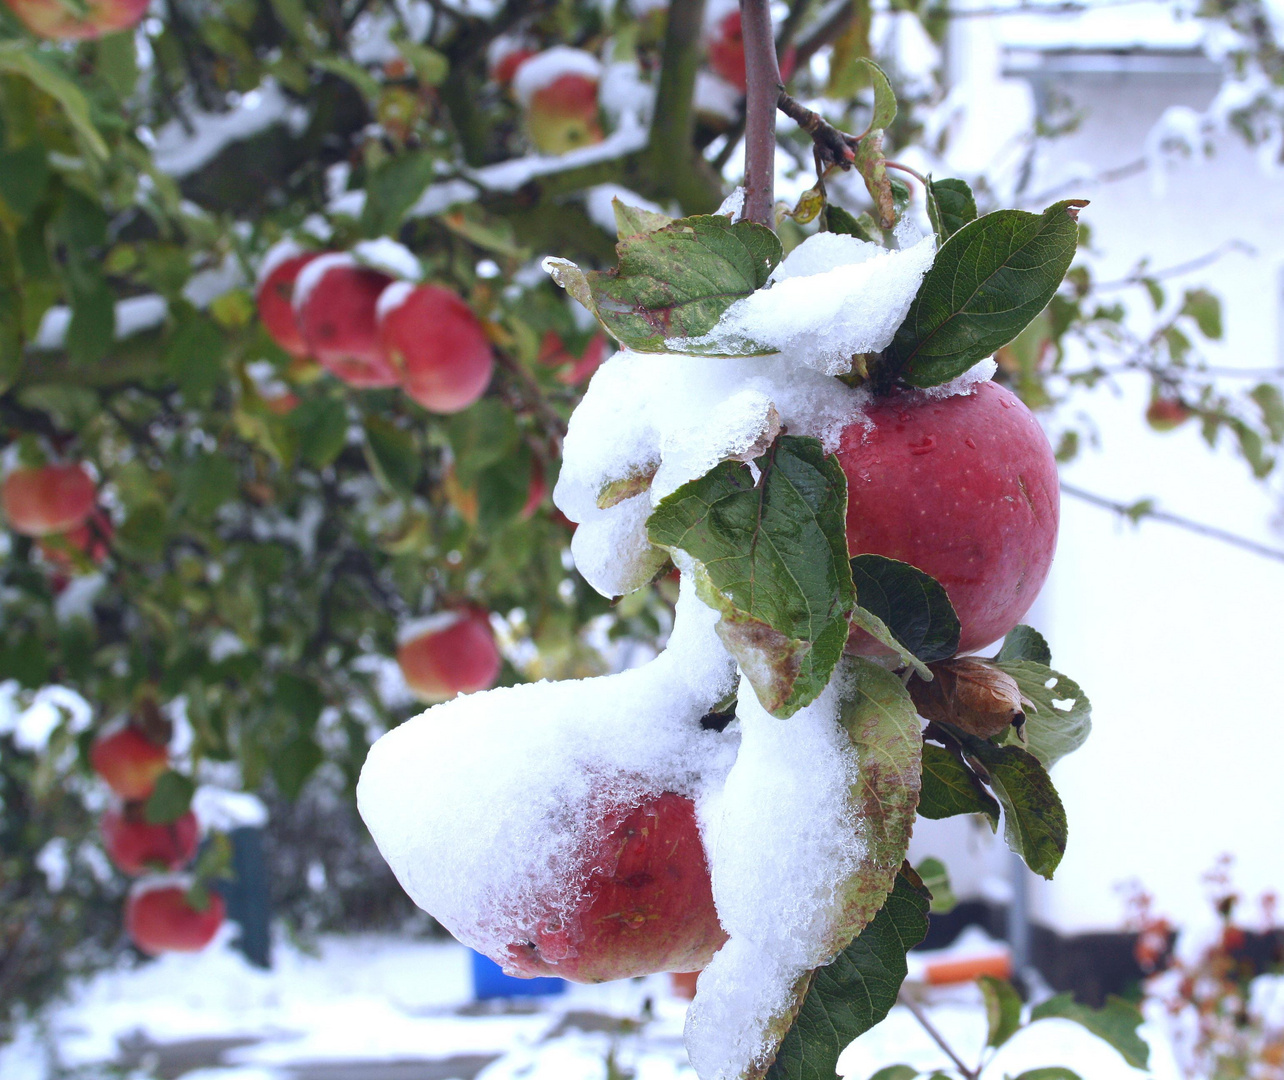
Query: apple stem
[[741, 0, 782, 227]]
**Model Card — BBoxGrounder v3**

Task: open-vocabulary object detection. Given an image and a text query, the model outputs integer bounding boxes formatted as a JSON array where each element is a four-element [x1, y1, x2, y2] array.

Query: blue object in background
[[470, 949, 566, 1000]]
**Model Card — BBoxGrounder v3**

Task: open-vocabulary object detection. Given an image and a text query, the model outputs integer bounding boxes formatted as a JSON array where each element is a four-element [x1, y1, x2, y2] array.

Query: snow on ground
[[1, 930, 1185, 1080]]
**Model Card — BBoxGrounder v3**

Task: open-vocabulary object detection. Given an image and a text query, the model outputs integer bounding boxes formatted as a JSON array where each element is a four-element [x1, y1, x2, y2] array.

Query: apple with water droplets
[[837, 380, 1059, 655], [502, 790, 727, 982], [397, 610, 502, 703]]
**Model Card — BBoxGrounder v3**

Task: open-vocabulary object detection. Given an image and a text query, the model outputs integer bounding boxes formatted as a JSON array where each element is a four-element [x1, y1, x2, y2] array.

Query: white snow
[[256, 238, 308, 288], [358, 585, 740, 970], [374, 279, 416, 323], [599, 61, 656, 126], [511, 47, 603, 109], [192, 786, 269, 832], [33, 293, 168, 352], [151, 80, 308, 178], [0, 681, 93, 752], [351, 238, 422, 281], [396, 610, 465, 645]]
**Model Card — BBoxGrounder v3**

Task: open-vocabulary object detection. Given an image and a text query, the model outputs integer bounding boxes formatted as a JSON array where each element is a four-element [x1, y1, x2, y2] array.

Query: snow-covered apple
[[376, 283, 494, 413], [2, 0, 147, 39], [294, 254, 400, 388], [102, 806, 200, 876], [512, 48, 604, 156], [707, 10, 796, 92], [837, 380, 1060, 654], [125, 881, 226, 955], [396, 610, 502, 702], [2, 463, 96, 537], [256, 245, 319, 359], [504, 790, 727, 982], [91, 726, 170, 801]]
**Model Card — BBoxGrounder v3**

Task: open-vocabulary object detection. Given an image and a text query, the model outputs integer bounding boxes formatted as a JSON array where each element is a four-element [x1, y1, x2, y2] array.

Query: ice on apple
[[358, 585, 741, 981]]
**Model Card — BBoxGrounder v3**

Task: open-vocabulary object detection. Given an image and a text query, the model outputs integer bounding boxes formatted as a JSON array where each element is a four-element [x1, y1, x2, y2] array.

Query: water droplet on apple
[[965, 437, 977, 449], [908, 436, 936, 456]]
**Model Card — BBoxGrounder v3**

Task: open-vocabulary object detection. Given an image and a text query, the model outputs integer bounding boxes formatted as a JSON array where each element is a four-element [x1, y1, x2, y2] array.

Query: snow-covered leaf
[[979, 974, 1023, 1049], [1029, 994, 1150, 1069], [850, 555, 960, 663], [548, 214, 780, 353], [918, 743, 999, 827], [996, 624, 1051, 665], [925, 177, 976, 242], [994, 660, 1091, 769], [889, 200, 1088, 388], [765, 868, 931, 1080], [647, 436, 854, 718]]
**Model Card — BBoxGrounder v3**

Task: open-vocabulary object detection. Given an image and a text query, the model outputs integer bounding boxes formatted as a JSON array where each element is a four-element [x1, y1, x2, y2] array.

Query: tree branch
[[777, 91, 856, 169], [898, 989, 980, 1080], [742, 0, 783, 225]]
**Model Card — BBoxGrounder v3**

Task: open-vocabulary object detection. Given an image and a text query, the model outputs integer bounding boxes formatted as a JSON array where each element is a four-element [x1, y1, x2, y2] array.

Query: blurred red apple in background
[[37, 509, 113, 571], [256, 244, 320, 359], [1146, 396, 1191, 432], [91, 726, 170, 801], [397, 610, 502, 703], [294, 255, 400, 388], [707, 10, 797, 92], [2, 0, 148, 39], [513, 49, 604, 156], [376, 283, 494, 413], [2, 464, 97, 537], [102, 806, 200, 876], [503, 791, 727, 982], [126, 881, 226, 955], [837, 380, 1060, 655]]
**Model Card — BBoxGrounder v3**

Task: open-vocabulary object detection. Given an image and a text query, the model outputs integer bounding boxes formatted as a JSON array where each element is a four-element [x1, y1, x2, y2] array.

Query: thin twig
[[777, 91, 855, 169], [898, 990, 980, 1080], [1024, 157, 1148, 205], [742, 0, 783, 225], [1060, 482, 1284, 563], [1091, 240, 1258, 291]]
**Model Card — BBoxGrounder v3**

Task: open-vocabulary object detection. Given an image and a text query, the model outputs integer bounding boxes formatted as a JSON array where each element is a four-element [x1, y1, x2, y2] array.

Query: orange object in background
[[670, 970, 700, 1000], [924, 952, 1013, 986]]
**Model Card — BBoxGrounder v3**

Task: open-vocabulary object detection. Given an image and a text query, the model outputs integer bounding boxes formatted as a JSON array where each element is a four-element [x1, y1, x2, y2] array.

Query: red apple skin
[[102, 807, 200, 876], [492, 46, 537, 85], [37, 509, 112, 571], [126, 884, 226, 956], [527, 74, 603, 155], [257, 252, 319, 360], [837, 381, 1060, 655], [3, 0, 148, 40], [378, 285, 494, 413], [1146, 397, 1191, 432], [2, 464, 96, 538], [708, 11, 797, 93], [296, 263, 400, 388], [397, 612, 501, 703], [91, 727, 170, 801], [503, 791, 727, 983]]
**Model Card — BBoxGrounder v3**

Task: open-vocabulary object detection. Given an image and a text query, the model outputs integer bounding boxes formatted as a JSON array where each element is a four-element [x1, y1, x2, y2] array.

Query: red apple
[[102, 806, 200, 876], [514, 50, 604, 156], [503, 791, 727, 982], [256, 245, 320, 360], [490, 41, 537, 86], [397, 610, 501, 703], [377, 283, 494, 413], [538, 331, 609, 386], [37, 509, 113, 571], [126, 881, 226, 956], [2, 0, 148, 40], [2, 463, 96, 538], [91, 727, 170, 801], [1146, 397, 1191, 432], [707, 10, 797, 93], [294, 255, 400, 388], [837, 380, 1059, 655]]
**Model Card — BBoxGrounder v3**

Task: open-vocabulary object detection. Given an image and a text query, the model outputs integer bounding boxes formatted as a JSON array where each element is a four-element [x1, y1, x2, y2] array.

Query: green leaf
[[396, 41, 448, 85], [919, 743, 999, 827], [1251, 383, 1284, 442], [1012, 1070, 1084, 1080], [475, 444, 535, 532], [979, 975, 1023, 1049], [179, 452, 239, 520], [869, 1069, 917, 1080], [311, 55, 381, 100], [889, 200, 1087, 388], [824, 204, 876, 243], [164, 313, 227, 405], [952, 732, 1067, 878], [1029, 994, 1149, 1069], [993, 660, 1091, 770], [850, 555, 960, 663], [363, 416, 422, 497], [290, 397, 349, 470], [0, 143, 49, 221], [144, 770, 196, 825], [0, 44, 109, 159], [1180, 287, 1221, 340], [93, 32, 139, 100], [66, 276, 115, 365], [271, 733, 324, 801], [646, 436, 854, 718], [613, 197, 673, 237], [545, 214, 781, 354], [914, 856, 956, 915], [360, 151, 437, 236], [857, 58, 897, 133], [854, 130, 895, 230], [925, 177, 977, 242], [445, 398, 519, 484], [266, 0, 310, 40], [996, 625, 1051, 665], [765, 869, 931, 1080], [829, 657, 924, 949]]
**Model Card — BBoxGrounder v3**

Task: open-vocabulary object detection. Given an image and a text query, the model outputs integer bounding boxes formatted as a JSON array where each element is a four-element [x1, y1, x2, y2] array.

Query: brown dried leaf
[[909, 657, 1025, 740]]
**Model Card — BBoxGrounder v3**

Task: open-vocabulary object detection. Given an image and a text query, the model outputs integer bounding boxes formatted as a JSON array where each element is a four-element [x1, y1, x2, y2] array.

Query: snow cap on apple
[[293, 254, 400, 388], [512, 47, 605, 156]]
